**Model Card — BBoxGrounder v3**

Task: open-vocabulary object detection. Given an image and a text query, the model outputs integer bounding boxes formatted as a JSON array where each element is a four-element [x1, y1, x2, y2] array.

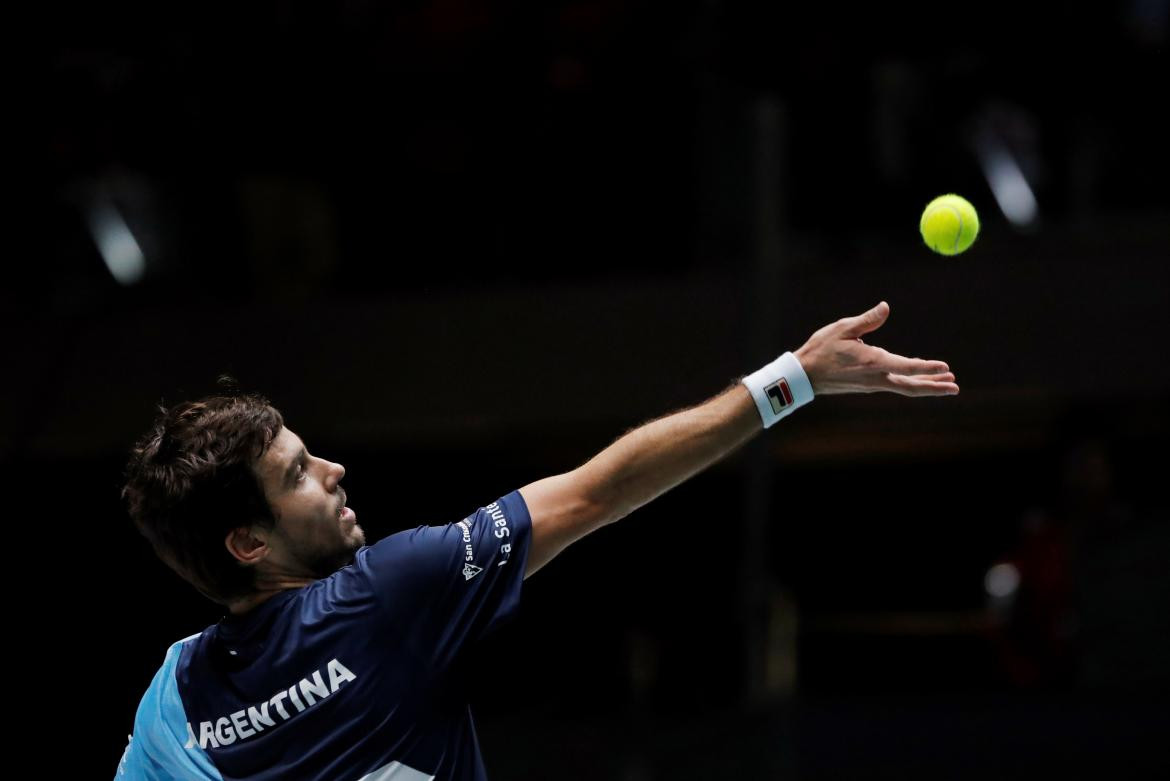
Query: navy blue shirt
[[117, 491, 531, 781]]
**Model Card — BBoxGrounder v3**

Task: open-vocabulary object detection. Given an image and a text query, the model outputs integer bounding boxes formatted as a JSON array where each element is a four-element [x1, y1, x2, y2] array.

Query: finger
[[877, 353, 951, 375], [839, 301, 890, 339], [885, 373, 961, 396], [885, 371, 955, 381]]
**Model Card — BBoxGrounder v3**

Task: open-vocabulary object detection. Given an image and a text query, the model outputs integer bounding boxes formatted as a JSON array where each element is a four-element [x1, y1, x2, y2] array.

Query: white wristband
[[742, 351, 814, 428]]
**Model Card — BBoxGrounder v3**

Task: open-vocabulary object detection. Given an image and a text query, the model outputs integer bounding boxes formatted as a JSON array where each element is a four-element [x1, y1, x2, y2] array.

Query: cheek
[[319, 498, 344, 534]]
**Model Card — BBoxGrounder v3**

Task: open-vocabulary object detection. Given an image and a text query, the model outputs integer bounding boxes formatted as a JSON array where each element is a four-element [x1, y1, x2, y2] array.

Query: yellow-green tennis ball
[[920, 194, 979, 255]]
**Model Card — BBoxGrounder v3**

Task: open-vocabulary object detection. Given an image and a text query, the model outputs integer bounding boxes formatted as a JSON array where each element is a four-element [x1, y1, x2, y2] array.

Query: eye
[[296, 463, 307, 483]]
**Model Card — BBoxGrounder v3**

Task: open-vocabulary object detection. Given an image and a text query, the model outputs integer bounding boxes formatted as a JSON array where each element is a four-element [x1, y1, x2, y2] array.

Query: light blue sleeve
[[116, 637, 223, 780]]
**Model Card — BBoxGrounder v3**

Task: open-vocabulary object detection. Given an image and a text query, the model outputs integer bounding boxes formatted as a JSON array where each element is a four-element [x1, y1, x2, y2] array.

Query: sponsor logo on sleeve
[[455, 502, 516, 580], [485, 501, 514, 567], [457, 518, 474, 563]]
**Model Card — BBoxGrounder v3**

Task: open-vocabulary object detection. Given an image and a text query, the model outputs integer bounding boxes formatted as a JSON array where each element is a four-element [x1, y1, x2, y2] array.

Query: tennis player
[[117, 301, 957, 780]]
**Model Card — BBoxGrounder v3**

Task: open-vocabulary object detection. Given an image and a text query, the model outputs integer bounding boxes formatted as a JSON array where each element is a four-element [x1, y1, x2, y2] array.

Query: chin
[[349, 526, 367, 549]]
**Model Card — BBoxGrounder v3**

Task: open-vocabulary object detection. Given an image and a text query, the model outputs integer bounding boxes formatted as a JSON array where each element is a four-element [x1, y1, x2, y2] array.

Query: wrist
[[741, 351, 815, 428], [794, 346, 819, 393]]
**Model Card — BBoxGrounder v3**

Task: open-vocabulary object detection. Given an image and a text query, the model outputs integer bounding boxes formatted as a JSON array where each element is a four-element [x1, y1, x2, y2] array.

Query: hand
[[794, 302, 959, 397]]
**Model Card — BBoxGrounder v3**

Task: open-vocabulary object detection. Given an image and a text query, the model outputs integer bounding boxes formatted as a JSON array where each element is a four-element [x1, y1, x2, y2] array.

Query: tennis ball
[[920, 194, 979, 255]]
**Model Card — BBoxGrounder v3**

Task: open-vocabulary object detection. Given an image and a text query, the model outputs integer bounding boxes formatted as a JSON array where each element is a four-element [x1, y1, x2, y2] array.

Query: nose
[[325, 460, 345, 491]]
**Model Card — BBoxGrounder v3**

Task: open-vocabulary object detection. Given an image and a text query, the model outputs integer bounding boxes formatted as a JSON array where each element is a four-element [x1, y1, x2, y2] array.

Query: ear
[[225, 526, 269, 566]]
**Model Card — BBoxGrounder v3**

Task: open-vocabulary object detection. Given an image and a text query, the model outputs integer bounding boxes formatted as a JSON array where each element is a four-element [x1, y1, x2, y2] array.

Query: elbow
[[573, 466, 647, 529], [574, 490, 619, 530]]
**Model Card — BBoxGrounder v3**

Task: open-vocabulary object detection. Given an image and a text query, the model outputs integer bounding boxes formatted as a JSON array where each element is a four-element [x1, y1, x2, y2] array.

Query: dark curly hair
[[123, 393, 284, 604]]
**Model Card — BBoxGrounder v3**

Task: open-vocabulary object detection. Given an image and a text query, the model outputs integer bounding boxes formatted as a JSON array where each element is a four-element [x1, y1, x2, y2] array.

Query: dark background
[[22, 1, 1170, 777]]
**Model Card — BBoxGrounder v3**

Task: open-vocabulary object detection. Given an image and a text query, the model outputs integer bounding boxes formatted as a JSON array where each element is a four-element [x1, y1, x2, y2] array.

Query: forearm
[[521, 301, 959, 577], [520, 383, 760, 576], [575, 383, 760, 526]]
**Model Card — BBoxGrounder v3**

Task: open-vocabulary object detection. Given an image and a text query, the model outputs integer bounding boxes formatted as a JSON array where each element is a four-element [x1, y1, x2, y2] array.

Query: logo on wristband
[[766, 379, 794, 413]]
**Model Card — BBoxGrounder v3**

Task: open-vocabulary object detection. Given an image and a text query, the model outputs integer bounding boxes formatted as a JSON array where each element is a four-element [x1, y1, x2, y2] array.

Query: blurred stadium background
[[22, 1, 1170, 777]]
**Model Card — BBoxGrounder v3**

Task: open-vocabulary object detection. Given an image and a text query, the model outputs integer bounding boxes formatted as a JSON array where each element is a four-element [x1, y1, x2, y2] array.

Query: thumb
[[839, 301, 890, 338]]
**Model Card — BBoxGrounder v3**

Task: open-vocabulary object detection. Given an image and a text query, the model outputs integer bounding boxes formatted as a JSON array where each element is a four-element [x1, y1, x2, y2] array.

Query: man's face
[[253, 426, 366, 578]]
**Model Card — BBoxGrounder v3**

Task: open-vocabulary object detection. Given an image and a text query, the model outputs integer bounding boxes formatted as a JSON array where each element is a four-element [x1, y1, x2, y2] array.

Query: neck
[[226, 580, 310, 615]]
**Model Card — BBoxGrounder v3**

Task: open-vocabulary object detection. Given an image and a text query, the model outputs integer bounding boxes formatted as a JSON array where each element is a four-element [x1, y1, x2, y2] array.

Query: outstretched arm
[[519, 302, 958, 577]]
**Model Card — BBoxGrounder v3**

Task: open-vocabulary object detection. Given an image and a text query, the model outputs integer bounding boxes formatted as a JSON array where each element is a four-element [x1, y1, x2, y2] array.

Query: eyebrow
[[282, 447, 307, 489]]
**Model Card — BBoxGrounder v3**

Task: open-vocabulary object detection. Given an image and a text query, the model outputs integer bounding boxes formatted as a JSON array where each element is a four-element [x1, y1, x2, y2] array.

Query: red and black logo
[[766, 379, 793, 413]]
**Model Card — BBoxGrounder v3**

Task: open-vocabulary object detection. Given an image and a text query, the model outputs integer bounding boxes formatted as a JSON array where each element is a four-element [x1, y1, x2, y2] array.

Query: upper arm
[[116, 733, 165, 780], [519, 468, 610, 577], [357, 493, 531, 665]]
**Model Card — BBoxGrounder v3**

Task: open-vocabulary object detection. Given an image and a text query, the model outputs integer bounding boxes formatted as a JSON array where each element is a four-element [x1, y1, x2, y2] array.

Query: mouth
[[338, 491, 355, 524]]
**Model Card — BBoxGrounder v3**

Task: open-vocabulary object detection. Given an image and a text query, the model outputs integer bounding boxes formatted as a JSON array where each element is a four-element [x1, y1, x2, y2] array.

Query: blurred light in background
[[984, 562, 1021, 598], [976, 136, 1040, 229], [85, 198, 145, 285]]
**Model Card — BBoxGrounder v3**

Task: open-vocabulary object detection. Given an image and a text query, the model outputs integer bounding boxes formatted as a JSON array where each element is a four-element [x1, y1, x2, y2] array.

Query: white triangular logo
[[463, 563, 483, 581]]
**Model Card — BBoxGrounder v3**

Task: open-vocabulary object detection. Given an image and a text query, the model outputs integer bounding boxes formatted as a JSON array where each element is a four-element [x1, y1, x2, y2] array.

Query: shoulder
[[121, 632, 220, 779], [134, 632, 203, 735]]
